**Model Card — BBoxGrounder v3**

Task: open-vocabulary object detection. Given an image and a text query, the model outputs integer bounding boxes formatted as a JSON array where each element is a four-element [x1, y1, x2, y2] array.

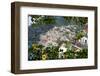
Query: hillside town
[[38, 25, 88, 59], [28, 15, 88, 60]]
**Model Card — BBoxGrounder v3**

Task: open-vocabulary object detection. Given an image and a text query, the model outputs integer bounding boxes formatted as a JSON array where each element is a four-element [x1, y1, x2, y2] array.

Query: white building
[[58, 43, 67, 58], [79, 36, 88, 45]]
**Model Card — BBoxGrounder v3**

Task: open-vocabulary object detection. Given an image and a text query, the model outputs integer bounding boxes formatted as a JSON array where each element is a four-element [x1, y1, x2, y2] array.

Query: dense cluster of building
[[38, 25, 88, 58]]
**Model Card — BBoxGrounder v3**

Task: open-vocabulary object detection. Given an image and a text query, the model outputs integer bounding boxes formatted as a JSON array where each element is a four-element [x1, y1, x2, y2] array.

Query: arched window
[[85, 40, 87, 43]]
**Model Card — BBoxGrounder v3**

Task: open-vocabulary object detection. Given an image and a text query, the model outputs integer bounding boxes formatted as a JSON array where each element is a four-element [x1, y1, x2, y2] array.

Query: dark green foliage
[[28, 43, 88, 60], [75, 31, 85, 40], [47, 46, 59, 60], [30, 15, 88, 30], [74, 48, 88, 58], [31, 15, 56, 28], [42, 16, 56, 25], [64, 16, 88, 26], [64, 48, 88, 59], [28, 44, 59, 60], [66, 50, 75, 59], [28, 44, 43, 60]]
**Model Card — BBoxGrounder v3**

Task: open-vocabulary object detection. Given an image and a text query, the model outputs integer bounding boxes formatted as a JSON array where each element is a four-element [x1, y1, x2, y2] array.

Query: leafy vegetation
[[75, 31, 85, 40], [64, 16, 88, 26], [28, 43, 88, 60], [31, 15, 56, 28]]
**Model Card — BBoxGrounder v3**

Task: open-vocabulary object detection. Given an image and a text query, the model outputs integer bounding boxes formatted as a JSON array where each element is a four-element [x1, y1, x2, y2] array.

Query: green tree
[[64, 16, 88, 28], [30, 15, 56, 28], [75, 48, 88, 58], [42, 16, 56, 25], [75, 31, 85, 40]]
